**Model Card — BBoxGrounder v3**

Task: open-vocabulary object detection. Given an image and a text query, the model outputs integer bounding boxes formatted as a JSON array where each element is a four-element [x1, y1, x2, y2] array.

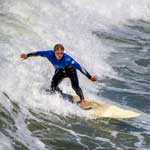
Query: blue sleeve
[[36, 50, 51, 57], [68, 56, 92, 79], [27, 50, 53, 58]]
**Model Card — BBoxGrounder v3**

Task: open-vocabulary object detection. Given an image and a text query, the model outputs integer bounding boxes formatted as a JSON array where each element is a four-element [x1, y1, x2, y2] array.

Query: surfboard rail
[[62, 93, 140, 119]]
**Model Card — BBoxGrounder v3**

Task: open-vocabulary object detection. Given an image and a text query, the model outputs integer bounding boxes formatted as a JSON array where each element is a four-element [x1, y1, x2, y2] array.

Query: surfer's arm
[[27, 52, 39, 57], [68, 57, 96, 81], [27, 50, 50, 57], [20, 50, 52, 60], [71, 60, 92, 79]]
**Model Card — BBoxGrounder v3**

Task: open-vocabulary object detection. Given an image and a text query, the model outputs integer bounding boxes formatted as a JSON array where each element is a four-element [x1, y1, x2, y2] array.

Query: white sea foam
[[0, 0, 150, 118], [0, 133, 15, 150], [1, 1, 150, 150]]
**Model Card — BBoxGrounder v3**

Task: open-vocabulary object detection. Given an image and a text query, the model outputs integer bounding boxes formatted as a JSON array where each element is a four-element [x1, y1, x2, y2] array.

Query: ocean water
[[0, 0, 150, 149]]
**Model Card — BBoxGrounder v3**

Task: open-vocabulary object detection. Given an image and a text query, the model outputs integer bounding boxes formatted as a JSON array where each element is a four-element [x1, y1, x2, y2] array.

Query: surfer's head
[[54, 44, 64, 60]]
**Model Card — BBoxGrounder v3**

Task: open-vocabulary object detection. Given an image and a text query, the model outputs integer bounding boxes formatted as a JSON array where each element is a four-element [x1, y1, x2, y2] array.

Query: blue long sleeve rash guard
[[27, 50, 92, 79]]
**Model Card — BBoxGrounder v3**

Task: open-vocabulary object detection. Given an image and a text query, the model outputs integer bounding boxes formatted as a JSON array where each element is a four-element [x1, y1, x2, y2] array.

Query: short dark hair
[[54, 44, 64, 51]]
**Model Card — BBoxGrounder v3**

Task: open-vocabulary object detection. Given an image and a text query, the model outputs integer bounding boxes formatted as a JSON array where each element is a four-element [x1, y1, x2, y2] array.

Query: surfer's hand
[[90, 75, 97, 81], [20, 54, 28, 60]]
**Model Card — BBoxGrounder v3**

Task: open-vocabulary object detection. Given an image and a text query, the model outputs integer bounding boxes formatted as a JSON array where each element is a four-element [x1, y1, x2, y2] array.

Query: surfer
[[20, 44, 96, 108]]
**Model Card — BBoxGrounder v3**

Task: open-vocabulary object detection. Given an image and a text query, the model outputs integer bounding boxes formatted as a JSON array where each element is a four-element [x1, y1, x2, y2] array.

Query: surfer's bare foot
[[80, 100, 92, 110], [81, 100, 88, 107]]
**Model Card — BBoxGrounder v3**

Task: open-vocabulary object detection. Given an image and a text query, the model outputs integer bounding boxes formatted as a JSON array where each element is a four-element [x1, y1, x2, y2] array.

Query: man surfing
[[20, 44, 96, 108]]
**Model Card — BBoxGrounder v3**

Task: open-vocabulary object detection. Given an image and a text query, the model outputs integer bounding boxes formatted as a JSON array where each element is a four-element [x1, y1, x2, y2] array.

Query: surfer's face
[[54, 47, 64, 60]]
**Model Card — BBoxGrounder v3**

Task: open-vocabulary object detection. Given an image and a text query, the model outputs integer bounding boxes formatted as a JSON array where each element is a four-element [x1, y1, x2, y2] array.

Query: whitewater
[[0, 0, 150, 149]]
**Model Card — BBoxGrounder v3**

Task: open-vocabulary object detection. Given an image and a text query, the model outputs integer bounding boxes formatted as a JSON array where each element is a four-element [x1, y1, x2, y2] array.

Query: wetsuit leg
[[65, 66, 84, 101], [50, 69, 65, 93]]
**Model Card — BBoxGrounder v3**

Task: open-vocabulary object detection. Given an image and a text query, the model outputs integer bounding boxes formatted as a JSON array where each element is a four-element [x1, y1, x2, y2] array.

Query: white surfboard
[[62, 93, 140, 119]]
